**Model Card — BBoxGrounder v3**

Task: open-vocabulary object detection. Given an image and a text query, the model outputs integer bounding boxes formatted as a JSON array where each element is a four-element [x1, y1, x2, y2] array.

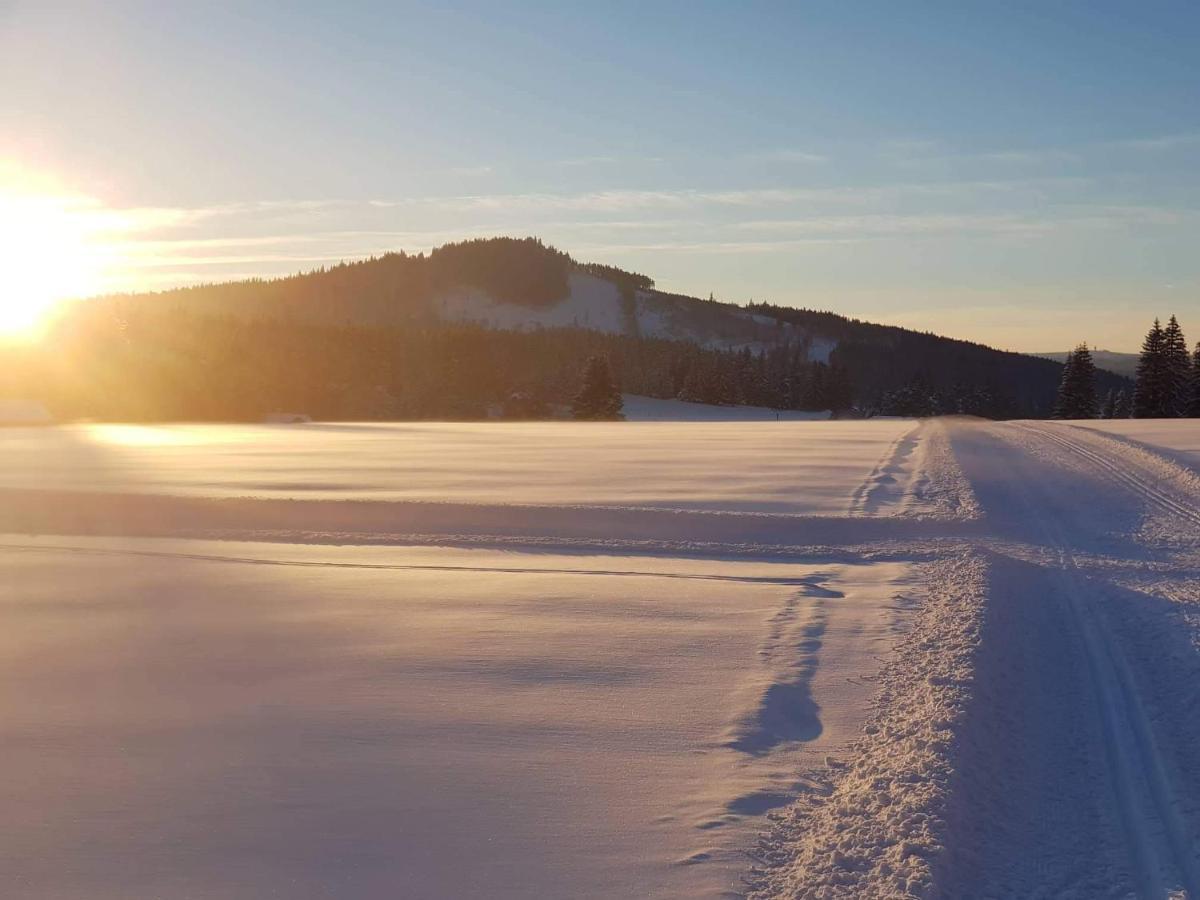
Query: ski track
[[754, 418, 1200, 899], [1015, 422, 1200, 530]]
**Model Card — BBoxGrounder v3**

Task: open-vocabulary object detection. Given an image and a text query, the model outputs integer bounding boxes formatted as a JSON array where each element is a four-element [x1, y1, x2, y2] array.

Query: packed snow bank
[[622, 395, 831, 422], [750, 551, 987, 899], [0, 537, 915, 900]]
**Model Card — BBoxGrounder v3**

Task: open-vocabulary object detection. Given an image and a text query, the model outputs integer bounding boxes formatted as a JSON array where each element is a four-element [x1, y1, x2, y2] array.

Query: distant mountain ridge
[[59, 236, 1130, 419], [1033, 350, 1139, 380], [118, 237, 838, 364]]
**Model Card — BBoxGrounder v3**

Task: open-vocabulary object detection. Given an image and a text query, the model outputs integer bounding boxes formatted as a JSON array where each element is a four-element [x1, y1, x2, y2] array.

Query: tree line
[[0, 236, 1139, 422], [1054, 315, 1200, 419], [2, 304, 854, 422]]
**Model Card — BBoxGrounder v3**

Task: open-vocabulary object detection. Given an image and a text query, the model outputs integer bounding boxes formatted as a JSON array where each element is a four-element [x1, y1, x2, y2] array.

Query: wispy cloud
[[1101, 133, 1200, 152], [744, 149, 828, 165], [881, 133, 1199, 169], [12, 158, 1196, 300], [974, 148, 1081, 165]]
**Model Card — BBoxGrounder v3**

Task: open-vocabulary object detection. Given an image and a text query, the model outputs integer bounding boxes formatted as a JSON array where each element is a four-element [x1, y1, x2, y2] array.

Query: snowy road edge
[[748, 550, 988, 899]]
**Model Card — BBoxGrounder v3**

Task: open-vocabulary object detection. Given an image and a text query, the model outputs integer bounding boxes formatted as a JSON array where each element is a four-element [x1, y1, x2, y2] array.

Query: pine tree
[[1162, 315, 1191, 417], [1052, 349, 1076, 419], [1113, 389, 1131, 419], [1189, 342, 1200, 418], [1133, 319, 1168, 418], [1072, 344, 1097, 418], [1053, 344, 1097, 419], [571, 355, 624, 420], [1099, 388, 1116, 419]]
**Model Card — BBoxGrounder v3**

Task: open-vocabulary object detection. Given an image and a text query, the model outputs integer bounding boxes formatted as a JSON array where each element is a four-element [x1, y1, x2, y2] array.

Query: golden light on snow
[[87, 424, 219, 447]]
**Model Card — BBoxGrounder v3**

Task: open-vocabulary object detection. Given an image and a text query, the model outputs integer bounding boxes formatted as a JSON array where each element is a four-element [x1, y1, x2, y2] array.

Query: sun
[[0, 186, 106, 340]]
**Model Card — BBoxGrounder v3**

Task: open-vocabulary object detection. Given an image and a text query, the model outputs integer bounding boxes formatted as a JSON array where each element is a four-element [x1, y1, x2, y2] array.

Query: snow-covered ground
[[3, 417, 1200, 898], [1072, 419, 1200, 473], [754, 418, 1200, 898], [0, 420, 916, 514], [0, 537, 915, 899], [621, 394, 833, 422]]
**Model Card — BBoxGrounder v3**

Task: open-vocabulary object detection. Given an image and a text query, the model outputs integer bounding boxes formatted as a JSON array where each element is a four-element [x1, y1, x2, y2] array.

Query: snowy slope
[[435, 271, 627, 334], [434, 269, 837, 356]]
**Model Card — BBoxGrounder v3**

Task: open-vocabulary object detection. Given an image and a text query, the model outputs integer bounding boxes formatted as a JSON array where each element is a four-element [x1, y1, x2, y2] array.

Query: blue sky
[[2, 0, 1198, 350]]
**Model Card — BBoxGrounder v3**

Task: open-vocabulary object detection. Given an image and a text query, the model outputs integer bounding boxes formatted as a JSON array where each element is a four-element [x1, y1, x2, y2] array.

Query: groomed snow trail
[[755, 419, 1200, 899]]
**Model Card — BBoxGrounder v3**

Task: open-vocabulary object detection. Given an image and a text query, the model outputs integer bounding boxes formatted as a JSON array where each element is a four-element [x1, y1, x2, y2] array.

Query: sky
[[1, 0, 1198, 352]]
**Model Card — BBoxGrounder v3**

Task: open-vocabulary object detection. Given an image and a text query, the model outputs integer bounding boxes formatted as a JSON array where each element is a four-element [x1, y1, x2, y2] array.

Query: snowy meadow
[[4, 417, 1200, 898]]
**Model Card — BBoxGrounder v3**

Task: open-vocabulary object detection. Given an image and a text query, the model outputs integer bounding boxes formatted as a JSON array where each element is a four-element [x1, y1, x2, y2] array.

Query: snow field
[[0, 538, 915, 900], [14, 417, 1199, 896], [0, 419, 918, 514]]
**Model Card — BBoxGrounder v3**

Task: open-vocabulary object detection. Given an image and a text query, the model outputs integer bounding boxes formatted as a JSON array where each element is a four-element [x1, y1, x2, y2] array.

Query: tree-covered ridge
[[428, 237, 572, 307], [1, 236, 1143, 421], [748, 302, 1129, 418], [97, 236, 644, 324], [6, 305, 851, 422]]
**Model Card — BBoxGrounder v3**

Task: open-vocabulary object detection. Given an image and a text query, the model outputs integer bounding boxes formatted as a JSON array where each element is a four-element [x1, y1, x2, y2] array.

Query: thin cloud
[[1102, 133, 1200, 152], [744, 149, 828, 164]]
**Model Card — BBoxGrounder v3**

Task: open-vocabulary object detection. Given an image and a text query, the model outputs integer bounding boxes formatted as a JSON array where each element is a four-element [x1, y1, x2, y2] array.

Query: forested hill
[[8, 237, 1129, 421], [1034, 350, 1140, 380]]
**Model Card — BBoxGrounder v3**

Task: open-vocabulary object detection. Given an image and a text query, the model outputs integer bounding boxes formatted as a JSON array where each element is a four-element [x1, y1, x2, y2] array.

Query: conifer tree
[[1112, 389, 1131, 419], [1052, 349, 1077, 419], [1133, 319, 1168, 418], [1189, 342, 1200, 418], [1162, 315, 1191, 417], [571, 355, 624, 420], [1099, 388, 1116, 419], [1053, 344, 1097, 419]]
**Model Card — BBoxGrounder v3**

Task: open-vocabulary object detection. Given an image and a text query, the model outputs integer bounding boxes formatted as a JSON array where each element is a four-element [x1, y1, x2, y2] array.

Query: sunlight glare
[[0, 186, 108, 340], [87, 424, 230, 447]]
